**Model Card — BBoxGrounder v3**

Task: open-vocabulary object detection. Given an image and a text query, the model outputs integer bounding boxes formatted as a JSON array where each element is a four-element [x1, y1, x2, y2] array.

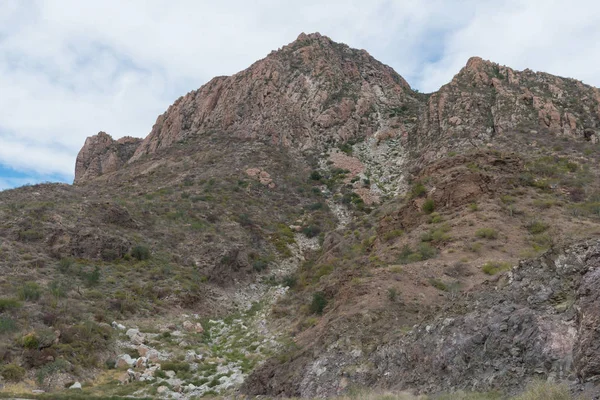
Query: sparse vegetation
[[482, 261, 511, 275], [131, 245, 151, 261], [475, 228, 498, 240], [310, 292, 327, 315], [422, 198, 435, 214]]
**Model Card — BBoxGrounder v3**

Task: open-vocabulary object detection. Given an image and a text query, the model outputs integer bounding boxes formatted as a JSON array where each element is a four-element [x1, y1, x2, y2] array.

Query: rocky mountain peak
[[74, 131, 142, 184], [123, 32, 418, 165]]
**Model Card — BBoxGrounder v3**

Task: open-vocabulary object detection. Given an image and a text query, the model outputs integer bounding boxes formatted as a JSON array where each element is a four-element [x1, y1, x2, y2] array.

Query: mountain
[[1, 33, 600, 399]]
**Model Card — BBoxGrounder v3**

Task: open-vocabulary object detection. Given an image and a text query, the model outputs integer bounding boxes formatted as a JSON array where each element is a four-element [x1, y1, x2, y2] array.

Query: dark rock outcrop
[[244, 240, 600, 397]]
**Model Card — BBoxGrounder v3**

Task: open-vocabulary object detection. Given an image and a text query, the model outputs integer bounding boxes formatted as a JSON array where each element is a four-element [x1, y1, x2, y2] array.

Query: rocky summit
[[2, 33, 600, 399]]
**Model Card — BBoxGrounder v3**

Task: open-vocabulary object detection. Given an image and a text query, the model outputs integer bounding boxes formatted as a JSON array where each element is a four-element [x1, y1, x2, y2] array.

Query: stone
[[165, 370, 176, 378], [115, 354, 135, 369], [137, 344, 149, 357], [125, 328, 145, 345], [147, 349, 161, 363], [112, 321, 126, 330], [69, 382, 82, 390], [157, 386, 169, 394], [182, 320, 204, 333]]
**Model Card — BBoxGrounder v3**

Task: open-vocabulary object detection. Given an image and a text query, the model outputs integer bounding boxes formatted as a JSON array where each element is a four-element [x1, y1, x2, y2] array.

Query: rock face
[[74, 35, 600, 185], [243, 240, 600, 398], [414, 57, 600, 162], [74, 132, 141, 184], [128, 32, 420, 163]]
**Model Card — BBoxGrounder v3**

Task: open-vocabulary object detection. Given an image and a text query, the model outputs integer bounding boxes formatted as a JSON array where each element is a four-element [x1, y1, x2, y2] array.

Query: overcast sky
[[1, 0, 599, 190]]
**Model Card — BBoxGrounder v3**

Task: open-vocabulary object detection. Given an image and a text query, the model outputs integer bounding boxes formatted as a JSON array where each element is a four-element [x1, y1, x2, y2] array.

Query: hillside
[[0, 33, 599, 399]]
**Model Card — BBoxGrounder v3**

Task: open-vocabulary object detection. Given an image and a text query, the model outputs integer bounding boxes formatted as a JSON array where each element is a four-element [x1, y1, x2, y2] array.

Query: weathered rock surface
[[128, 32, 420, 163], [74, 132, 141, 184], [243, 240, 600, 397], [414, 57, 600, 163]]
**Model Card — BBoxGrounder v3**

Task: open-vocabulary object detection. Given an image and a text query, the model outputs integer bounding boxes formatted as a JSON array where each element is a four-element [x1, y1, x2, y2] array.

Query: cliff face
[[74, 35, 600, 184], [414, 57, 600, 162], [127, 32, 420, 163], [73, 132, 141, 184]]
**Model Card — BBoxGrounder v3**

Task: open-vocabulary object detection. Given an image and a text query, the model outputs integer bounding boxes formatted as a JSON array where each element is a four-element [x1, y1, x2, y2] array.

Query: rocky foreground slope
[[1, 33, 600, 398]]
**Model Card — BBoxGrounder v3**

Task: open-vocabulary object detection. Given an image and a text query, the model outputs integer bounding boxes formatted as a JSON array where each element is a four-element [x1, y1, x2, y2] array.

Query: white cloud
[[0, 0, 599, 185]]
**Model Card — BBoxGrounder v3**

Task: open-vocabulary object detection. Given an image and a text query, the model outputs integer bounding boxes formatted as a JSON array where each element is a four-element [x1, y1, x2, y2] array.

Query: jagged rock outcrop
[[243, 240, 600, 397], [74, 132, 142, 184], [128, 32, 421, 163], [75, 36, 600, 185], [414, 57, 600, 162]]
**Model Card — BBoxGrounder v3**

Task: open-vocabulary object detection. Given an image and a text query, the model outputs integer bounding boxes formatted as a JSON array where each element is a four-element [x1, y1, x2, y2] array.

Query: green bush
[[252, 259, 269, 272], [58, 257, 74, 273], [0, 363, 25, 382], [527, 220, 549, 234], [429, 278, 448, 291], [131, 245, 150, 261], [310, 171, 322, 181], [383, 229, 404, 241], [84, 266, 101, 287], [0, 316, 17, 334], [310, 292, 327, 315], [387, 288, 398, 302], [397, 243, 437, 264], [18, 282, 41, 302], [22, 333, 39, 349], [282, 274, 297, 289], [422, 199, 435, 214], [0, 298, 21, 312], [18, 229, 44, 242], [482, 261, 511, 275], [421, 224, 451, 243], [476, 228, 498, 240], [410, 182, 427, 198], [302, 225, 321, 238]]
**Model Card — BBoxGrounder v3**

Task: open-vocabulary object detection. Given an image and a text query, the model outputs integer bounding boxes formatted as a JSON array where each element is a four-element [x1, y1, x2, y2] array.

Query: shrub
[[302, 225, 321, 238], [310, 171, 322, 181], [527, 220, 549, 234], [383, 229, 403, 241], [18, 282, 41, 302], [282, 274, 297, 289], [387, 288, 398, 302], [421, 224, 451, 243], [0, 298, 21, 312], [160, 361, 190, 373], [18, 229, 44, 242], [476, 228, 498, 240], [84, 266, 101, 287], [429, 212, 442, 223], [422, 199, 435, 214], [237, 213, 252, 227], [429, 278, 448, 291], [0, 363, 25, 382], [500, 195, 516, 204], [131, 245, 150, 261], [410, 182, 427, 198], [22, 333, 39, 349], [252, 259, 269, 272], [0, 316, 17, 334], [58, 258, 73, 273], [310, 292, 327, 315], [469, 203, 479, 212], [482, 261, 511, 275], [397, 243, 437, 264], [514, 380, 572, 400]]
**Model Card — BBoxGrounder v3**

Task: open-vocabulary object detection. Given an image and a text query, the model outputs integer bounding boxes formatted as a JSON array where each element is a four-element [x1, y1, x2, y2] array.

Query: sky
[[1, 0, 600, 190]]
